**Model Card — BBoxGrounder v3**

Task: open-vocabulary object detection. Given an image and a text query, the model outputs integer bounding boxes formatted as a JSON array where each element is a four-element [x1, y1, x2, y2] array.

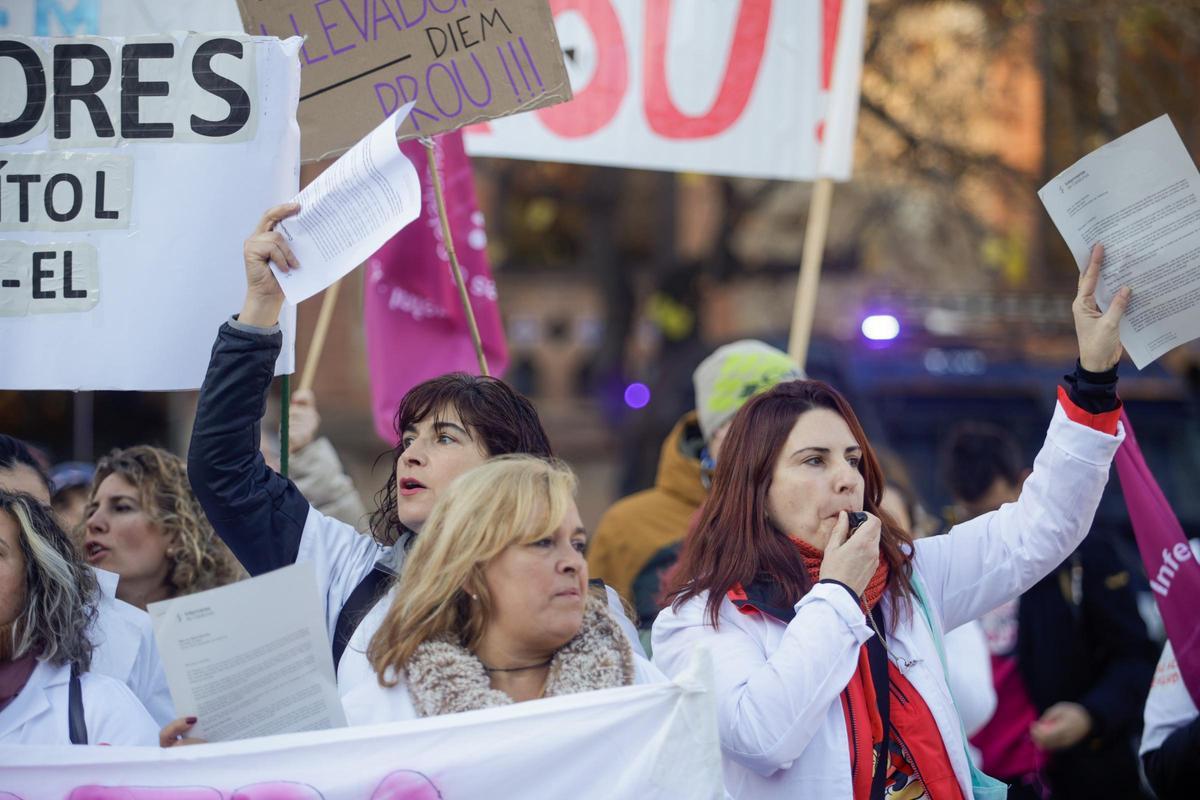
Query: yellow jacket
[[588, 411, 708, 610]]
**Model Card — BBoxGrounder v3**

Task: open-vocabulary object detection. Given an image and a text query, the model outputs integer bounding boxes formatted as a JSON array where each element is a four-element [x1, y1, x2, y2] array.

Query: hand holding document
[[273, 102, 422, 304], [149, 563, 347, 742], [1039, 115, 1200, 368]]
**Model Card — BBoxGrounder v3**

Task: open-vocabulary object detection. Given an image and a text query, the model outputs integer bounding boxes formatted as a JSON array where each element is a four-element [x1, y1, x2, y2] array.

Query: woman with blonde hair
[[342, 456, 662, 721], [0, 490, 157, 745], [83, 446, 243, 610]]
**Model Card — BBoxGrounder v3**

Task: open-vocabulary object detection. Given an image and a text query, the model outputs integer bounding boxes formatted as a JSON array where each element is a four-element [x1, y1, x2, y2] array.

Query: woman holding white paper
[[650, 247, 1131, 799], [186, 205, 641, 707], [0, 490, 158, 746], [343, 456, 662, 723]]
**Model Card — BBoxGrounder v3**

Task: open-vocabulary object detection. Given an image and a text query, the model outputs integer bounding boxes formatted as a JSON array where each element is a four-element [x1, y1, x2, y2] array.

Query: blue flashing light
[[861, 314, 900, 341]]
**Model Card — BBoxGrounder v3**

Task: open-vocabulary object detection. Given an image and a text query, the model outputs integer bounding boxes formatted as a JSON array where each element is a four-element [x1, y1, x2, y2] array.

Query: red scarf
[[793, 540, 963, 800], [792, 538, 890, 611]]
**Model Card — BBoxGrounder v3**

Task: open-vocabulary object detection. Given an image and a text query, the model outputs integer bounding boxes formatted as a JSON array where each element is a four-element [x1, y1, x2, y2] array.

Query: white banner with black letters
[[0, 32, 299, 390]]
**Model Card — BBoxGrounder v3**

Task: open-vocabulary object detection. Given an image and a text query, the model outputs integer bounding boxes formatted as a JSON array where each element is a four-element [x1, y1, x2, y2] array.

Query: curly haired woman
[[82, 446, 244, 609]]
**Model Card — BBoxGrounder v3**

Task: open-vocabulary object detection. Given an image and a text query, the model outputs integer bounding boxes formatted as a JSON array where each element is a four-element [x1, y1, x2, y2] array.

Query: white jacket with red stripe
[[651, 403, 1122, 799]]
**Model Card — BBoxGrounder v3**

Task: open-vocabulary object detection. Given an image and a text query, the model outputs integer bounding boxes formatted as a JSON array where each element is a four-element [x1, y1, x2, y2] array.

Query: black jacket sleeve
[[1063, 360, 1119, 413], [1143, 717, 1200, 800], [187, 322, 311, 575], [1075, 537, 1158, 740]]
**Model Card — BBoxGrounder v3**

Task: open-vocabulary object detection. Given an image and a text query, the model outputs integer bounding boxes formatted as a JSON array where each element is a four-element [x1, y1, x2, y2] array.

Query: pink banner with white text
[[1115, 409, 1200, 705], [363, 132, 509, 444]]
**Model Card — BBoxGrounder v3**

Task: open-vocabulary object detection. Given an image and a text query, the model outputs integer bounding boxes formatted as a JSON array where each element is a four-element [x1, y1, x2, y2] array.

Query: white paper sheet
[[148, 563, 347, 742], [273, 102, 421, 304], [1039, 115, 1200, 368]]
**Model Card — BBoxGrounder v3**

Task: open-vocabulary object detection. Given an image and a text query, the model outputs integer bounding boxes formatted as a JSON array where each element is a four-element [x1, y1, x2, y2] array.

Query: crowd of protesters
[[1, 208, 1196, 800]]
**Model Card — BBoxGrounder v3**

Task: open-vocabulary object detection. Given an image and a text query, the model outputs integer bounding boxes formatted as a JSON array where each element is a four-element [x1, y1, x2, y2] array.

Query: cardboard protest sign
[[235, 0, 573, 162], [0, 33, 301, 390], [466, 0, 868, 181]]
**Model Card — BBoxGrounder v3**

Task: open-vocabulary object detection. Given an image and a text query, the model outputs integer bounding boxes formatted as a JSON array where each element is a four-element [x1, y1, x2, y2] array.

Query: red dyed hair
[[664, 380, 915, 627]]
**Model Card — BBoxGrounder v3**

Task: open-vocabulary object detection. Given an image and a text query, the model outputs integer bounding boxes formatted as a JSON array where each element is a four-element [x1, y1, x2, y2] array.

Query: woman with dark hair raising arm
[[186, 205, 641, 720], [652, 245, 1130, 800]]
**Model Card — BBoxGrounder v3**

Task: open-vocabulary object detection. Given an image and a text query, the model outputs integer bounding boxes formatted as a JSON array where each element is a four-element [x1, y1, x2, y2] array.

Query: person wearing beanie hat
[[588, 340, 803, 647], [692, 340, 805, 460]]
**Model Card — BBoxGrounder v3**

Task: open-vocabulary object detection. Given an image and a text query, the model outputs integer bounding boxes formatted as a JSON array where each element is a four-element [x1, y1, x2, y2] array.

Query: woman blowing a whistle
[[650, 245, 1131, 800]]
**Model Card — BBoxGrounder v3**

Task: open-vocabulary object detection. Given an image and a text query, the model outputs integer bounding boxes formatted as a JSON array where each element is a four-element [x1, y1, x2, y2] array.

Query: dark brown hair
[[664, 380, 915, 628], [0, 435, 51, 496], [941, 421, 1023, 505], [370, 373, 553, 545]]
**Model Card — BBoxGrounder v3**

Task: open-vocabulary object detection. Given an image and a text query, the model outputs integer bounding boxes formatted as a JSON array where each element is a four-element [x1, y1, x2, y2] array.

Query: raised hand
[[1074, 244, 1130, 372], [239, 203, 301, 327]]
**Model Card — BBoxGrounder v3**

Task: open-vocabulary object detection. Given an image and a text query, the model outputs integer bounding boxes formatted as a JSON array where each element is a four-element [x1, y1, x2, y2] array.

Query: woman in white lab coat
[[0, 435, 175, 726], [0, 490, 158, 746], [651, 246, 1129, 799]]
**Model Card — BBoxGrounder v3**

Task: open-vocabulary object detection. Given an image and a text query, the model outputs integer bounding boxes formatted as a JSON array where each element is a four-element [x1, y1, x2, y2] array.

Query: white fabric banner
[[464, 0, 867, 181], [0, 658, 723, 799], [0, 32, 300, 390]]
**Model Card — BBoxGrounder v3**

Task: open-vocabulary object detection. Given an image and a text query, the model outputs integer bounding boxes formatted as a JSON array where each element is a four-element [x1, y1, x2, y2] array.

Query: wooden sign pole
[[298, 280, 342, 394], [423, 137, 490, 376], [787, 177, 835, 370]]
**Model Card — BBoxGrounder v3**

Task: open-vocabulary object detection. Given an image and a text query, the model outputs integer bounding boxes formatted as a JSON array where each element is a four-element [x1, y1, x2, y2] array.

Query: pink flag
[[1115, 409, 1200, 705], [363, 132, 508, 444]]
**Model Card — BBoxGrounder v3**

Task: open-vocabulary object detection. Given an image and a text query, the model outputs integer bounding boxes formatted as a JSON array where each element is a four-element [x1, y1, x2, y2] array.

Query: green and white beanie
[[692, 340, 805, 442]]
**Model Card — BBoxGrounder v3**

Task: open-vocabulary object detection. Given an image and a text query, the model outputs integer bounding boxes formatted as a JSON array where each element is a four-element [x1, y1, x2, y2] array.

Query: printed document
[[149, 563, 347, 741], [1040, 115, 1200, 368], [274, 102, 421, 303]]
